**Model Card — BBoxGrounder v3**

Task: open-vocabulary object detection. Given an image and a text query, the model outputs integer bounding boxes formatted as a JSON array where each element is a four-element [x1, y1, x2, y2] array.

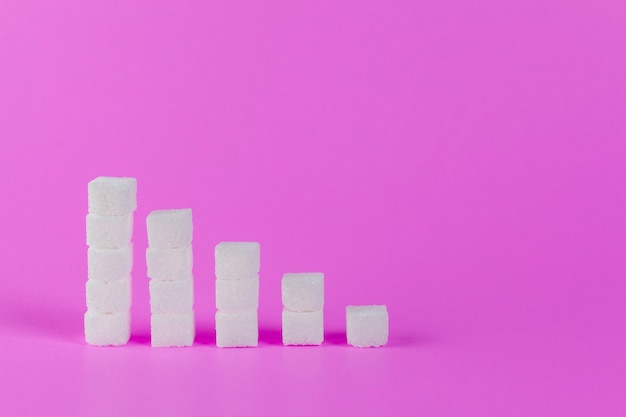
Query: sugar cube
[[86, 213, 133, 249], [281, 273, 324, 312], [146, 209, 193, 248], [215, 277, 259, 311], [215, 311, 258, 347], [88, 177, 137, 216], [149, 278, 194, 313], [86, 279, 131, 313], [84, 311, 130, 346], [88, 245, 133, 281], [146, 246, 193, 281], [151, 312, 195, 347], [215, 242, 260, 280], [282, 309, 324, 346], [346, 305, 389, 348]]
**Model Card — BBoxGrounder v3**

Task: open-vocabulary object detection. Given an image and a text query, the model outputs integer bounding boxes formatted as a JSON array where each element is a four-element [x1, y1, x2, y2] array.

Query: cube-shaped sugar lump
[[282, 273, 324, 312], [215, 242, 260, 280], [86, 214, 133, 249], [146, 246, 193, 281], [84, 311, 130, 346], [88, 245, 133, 281], [88, 177, 137, 216], [215, 311, 258, 347], [151, 312, 195, 347], [215, 277, 259, 311], [86, 279, 132, 313], [282, 309, 324, 346], [146, 209, 193, 248], [149, 278, 194, 313], [346, 305, 389, 348]]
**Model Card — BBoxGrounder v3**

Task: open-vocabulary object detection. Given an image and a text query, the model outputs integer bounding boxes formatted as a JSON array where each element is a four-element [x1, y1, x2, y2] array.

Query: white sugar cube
[[346, 305, 389, 348], [86, 279, 131, 313], [215, 277, 259, 311], [151, 312, 195, 347], [146, 209, 193, 248], [88, 177, 137, 216], [146, 246, 193, 281], [215, 242, 260, 280], [86, 214, 133, 249], [215, 311, 258, 347], [84, 311, 130, 346], [282, 309, 324, 346], [281, 273, 324, 312], [149, 278, 194, 313], [88, 245, 133, 281]]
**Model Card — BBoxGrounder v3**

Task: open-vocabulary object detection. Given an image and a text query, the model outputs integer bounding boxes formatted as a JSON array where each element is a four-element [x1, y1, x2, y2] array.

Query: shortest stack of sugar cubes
[[215, 242, 260, 347], [346, 305, 389, 347], [147, 209, 195, 347], [282, 273, 324, 345], [85, 177, 136, 346]]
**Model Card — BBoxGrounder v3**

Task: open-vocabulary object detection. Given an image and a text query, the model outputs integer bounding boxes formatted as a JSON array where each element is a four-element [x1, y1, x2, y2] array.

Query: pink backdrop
[[1, 1, 625, 416]]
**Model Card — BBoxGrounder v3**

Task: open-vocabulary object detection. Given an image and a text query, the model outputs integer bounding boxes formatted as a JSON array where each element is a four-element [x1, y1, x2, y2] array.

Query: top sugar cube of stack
[[88, 177, 137, 216], [147, 209, 193, 248], [215, 242, 260, 280], [282, 273, 324, 311]]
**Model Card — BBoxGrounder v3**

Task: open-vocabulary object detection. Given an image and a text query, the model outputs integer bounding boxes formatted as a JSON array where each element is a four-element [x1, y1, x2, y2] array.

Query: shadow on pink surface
[[127, 332, 150, 346], [259, 327, 282, 345]]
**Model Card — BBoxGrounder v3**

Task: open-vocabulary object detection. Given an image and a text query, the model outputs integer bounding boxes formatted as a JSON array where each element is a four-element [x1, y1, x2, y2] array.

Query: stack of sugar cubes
[[85, 177, 137, 346], [346, 305, 389, 347], [282, 273, 324, 345], [215, 242, 260, 347], [146, 209, 195, 347]]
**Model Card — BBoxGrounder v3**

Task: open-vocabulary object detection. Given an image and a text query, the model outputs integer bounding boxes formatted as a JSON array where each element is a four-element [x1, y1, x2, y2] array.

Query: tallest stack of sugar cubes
[[85, 177, 137, 346]]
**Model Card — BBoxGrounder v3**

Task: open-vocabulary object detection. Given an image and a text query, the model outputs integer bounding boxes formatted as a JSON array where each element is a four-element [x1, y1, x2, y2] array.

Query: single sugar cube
[[346, 305, 389, 348], [86, 279, 132, 313], [84, 311, 130, 346], [215, 311, 258, 348], [215, 277, 259, 311], [146, 209, 193, 248], [215, 242, 260, 280], [88, 177, 137, 216], [88, 245, 133, 282], [282, 273, 324, 312], [86, 214, 133, 249], [149, 278, 194, 313], [151, 312, 195, 347], [146, 246, 193, 281], [282, 309, 324, 346]]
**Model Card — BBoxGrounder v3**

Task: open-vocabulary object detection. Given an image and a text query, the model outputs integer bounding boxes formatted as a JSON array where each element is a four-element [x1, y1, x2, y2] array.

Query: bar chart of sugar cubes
[[85, 177, 389, 348]]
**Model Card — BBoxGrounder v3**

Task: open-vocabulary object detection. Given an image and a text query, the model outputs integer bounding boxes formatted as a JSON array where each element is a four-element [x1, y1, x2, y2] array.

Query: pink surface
[[1, 1, 625, 416]]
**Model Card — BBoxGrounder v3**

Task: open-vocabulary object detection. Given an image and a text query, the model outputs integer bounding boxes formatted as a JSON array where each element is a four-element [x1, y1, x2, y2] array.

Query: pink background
[[1, 1, 625, 416]]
